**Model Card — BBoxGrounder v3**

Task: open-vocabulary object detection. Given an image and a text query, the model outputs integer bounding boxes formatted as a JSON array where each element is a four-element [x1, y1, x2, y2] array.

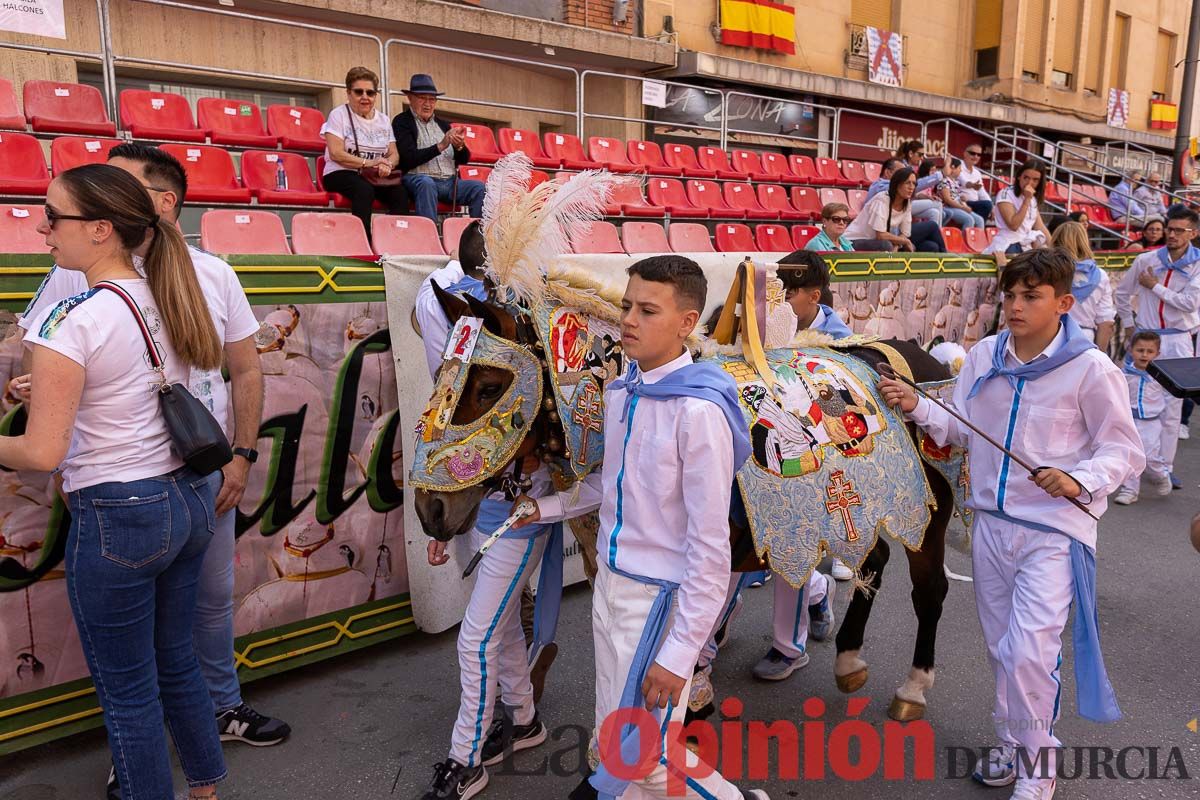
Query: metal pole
[[1173, 0, 1200, 192]]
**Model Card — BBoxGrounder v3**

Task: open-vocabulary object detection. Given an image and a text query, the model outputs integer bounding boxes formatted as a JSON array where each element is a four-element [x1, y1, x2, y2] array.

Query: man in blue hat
[[393, 73, 485, 222]]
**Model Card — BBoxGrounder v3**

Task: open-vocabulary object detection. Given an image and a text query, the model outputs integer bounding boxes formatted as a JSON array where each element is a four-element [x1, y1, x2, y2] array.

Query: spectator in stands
[[896, 140, 925, 169], [958, 144, 993, 221], [1127, 218, 1166, 251], [6, 164, 226, 800], [867, 157, 941, 225], [936, 157, 985, 228], [1065, 209, 1091, 228], [393, 73, 484, 223], [804, 202, 854, 251], [1134, 172, 1169, 221], [986, 158, 1050, 254], [321, 66, 407, 241], [845, 166, 946, 252], [1110, 170, 1161, 227]]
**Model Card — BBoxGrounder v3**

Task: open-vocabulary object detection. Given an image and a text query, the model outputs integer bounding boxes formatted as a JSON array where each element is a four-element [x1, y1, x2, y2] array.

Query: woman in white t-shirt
[[986, 159, 1051, 255], [845, 167, 948, 252], [321, 66, 406, 242], [0, 165, 228, 800]]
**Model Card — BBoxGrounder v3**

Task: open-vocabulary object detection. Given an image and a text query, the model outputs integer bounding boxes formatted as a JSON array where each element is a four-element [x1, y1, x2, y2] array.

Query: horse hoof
[[836, 668, 868, 693], [888, 695, 926, 722]]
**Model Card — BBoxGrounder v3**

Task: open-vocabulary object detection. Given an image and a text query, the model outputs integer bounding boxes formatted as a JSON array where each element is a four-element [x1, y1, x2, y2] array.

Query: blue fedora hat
[[404, 74, 445, 96]]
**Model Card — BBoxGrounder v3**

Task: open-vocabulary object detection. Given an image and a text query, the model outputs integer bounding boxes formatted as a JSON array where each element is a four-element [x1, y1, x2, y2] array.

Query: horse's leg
[[890, 466, 953, 722], [833, 535, 889, 693]]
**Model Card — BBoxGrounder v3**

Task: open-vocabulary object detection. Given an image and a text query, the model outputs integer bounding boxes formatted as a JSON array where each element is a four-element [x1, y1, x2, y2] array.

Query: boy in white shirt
[[1113, 332, 1169, 505], [879, 248, 1143, 800], [515, 255, 769, 800]]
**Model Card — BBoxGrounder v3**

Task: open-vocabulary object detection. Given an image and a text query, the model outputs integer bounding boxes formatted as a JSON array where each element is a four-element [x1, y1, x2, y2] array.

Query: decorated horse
[[408, 155, 972, 722]]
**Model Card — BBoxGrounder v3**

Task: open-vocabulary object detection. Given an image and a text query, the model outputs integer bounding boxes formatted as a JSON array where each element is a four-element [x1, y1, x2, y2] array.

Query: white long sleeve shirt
[[536, 350, 735, 679], [958, 163, 991, 202], [1068, 270, 1115, 334], [1125, 368, 1167, 420], [908, 327, 1144, 549], [1114, 249, 1200, 334], [415, 259, 466, 377]]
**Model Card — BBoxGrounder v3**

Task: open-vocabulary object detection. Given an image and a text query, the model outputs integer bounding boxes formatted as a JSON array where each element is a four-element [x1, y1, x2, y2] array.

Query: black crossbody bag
[[96, 281, 233, 475]]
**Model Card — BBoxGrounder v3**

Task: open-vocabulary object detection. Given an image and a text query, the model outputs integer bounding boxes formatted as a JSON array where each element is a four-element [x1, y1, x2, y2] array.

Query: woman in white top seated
[[844, 166, 947, 252], [0, 165, 227, 799], [986, 159, 1051, 255]]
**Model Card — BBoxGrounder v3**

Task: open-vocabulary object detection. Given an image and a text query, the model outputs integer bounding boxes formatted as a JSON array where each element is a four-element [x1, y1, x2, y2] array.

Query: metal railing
[[581, 69, 724, 143]]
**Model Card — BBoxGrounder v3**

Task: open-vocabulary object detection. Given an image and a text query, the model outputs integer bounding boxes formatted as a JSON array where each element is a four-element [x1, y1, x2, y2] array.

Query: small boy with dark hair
[[880, 247, 1143, 800], [1114, 331, 1169, 504], [515, 254, 769, 800]]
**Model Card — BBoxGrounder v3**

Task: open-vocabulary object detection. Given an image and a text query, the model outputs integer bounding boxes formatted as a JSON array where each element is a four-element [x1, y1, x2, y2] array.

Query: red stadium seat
[[291, 212, 373, 255], [792, 225, 820, 248], [687, 180, 745, 218], [964, 226, 989, 253], [757, 184, 805, 220], [588, 136, 639, 173], [668, 222, 715, 253], [986, 227, 999, 245], [723, 182, 777, 219], [646, 178, 709, 218], [816, 158, 853, 187], [730, 149, 772, 181], [266, 104, 326, 152], [371, 215, 447, 255], [789, 187, 823, 220], [662, 143, 716, 178], [241, 151, 328, 206], [620, 221, 670, 254], [0, 204, 49, 253], [0, 133, 50, 195], [442, 216, 481, 256], [1085, 204, 1121, 229], [459, 124, 502, 164], [51, 136, 121, 172], [200, 210, 290, 255], [119, 90, 205, 142], [755, 223, 793, 252], [197, 98, 277, 148], [543, 132, 600, 170], [847, 189, 868, 217], [840, 160, 869, 188], [498, 128, 559, 168], [696, 146, 748, 180], [22, 81, 115, 136], [159, 144, 251, 203], [460, 165, 492, 184], [626, 140, 681, 176], [570, 220, 624, 254], [0, 79, 25, 130], [941, 227, 969, 253], [1044, 181, 1068, 204], [819, 188, 849, 210], [529, 169, 550, 189], [788, 155, 831, 186], [715, 223, 757, 253], [863, 161, 883, 183], [760, 152, 802, 184], [605, 180, 666, 217]]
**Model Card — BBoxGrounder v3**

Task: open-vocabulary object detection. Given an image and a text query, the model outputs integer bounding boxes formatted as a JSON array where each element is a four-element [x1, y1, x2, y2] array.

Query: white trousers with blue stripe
[[592, 566, 744, 799], [449, 528, 547, 768], [972, 515, 1072, 778], [771, 571, 828, 659]]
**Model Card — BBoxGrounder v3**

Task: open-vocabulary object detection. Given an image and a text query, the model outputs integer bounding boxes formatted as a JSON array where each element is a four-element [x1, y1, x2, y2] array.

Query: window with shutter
[[1083, 0, 1107, 92], [1021, 0, 1046, 78], [1109, 13, 1130, 90], [1154, 30, 1177, 99], [851, 0, 893, 30], [1052, 0, 1081, 80]]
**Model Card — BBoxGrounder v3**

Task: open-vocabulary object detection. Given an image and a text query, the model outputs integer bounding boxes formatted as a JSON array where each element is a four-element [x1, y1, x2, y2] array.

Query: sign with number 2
[[444, 316, 483, 362]]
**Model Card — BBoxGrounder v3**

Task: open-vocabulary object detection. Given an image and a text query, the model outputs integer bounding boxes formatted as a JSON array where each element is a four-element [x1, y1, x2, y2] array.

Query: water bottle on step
[[275, 159, 288, 191]]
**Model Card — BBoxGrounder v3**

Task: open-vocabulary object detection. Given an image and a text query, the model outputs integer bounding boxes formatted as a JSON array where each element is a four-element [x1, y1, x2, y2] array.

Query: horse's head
[[411, 282, 558, 541]]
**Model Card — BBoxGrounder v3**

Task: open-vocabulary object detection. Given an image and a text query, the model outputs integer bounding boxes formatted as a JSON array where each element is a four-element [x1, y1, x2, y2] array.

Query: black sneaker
[[106, 764, 121, 800], [417, 758, 488, 800], [479, 713, 548, 766], [216, 702, 292, 746]]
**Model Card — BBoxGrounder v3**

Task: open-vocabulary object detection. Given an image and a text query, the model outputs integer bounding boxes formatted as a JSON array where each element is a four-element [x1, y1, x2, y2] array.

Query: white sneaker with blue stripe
[[808, 576, 836, 642], [972, 743, 1017, 787]]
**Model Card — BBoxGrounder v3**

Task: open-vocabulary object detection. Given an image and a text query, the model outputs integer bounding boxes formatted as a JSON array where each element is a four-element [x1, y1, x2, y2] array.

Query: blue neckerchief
[[977, 511, 1122, 723], [475, 497, 564, 663], [1071, 260, 1103, 302], [967, 315, 1096, 400], [609, 360, 751, 472], [444, 274, 488, 301], [1155, 245, 1200, 283], [812, 304, 853, 338]]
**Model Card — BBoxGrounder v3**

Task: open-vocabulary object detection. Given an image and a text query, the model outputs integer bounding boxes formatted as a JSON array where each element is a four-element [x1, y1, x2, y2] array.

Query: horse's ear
[[432, 280, 471, 326], [464, 293, 516, 339]]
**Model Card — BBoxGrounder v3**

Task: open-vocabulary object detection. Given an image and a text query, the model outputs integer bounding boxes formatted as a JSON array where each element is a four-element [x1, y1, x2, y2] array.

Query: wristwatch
[[233, 447, 259, 464]]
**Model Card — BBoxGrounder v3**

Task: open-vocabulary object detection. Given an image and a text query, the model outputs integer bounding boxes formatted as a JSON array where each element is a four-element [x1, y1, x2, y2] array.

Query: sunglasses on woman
[[44, 207, 99, 227], [825, 216, 851, 224], [351, 88, 378, 98]]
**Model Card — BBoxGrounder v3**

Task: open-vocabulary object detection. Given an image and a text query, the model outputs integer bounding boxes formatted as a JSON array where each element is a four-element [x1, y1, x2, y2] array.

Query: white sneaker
[[1179, 424, 1190, 440], [972, 743, 1017, 787], [1010, 777, 1055, 800], [1113, 487, 1138, 505], [830, 560, 854, 581], [1147, 471, 1173, 497]]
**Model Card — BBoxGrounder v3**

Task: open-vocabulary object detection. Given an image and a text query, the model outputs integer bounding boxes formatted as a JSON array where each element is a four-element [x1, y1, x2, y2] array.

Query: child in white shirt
[[1114, 331, 1170, 504]]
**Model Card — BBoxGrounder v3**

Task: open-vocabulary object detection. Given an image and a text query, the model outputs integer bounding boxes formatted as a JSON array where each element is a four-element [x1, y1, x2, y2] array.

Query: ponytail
[[144, 219, 222, 370]]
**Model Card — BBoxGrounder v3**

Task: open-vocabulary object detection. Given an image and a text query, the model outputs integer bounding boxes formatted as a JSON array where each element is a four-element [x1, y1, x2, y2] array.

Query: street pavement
[[4, 438, 1200, 799]]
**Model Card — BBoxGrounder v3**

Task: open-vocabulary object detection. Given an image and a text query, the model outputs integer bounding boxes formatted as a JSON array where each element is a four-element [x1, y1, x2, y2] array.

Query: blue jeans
[[194, 471, 240, 713], [67, 467, 227, 797], [943, 206, 985, 228], [402, 173, 485, 222]]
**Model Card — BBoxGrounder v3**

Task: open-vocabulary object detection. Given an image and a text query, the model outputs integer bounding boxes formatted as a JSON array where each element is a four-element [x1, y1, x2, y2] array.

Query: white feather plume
[[482, 153, 626, 304]]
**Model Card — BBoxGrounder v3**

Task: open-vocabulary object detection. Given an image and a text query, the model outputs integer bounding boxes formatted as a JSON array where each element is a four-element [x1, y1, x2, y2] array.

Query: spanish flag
[[720, 0, 796, 55]]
